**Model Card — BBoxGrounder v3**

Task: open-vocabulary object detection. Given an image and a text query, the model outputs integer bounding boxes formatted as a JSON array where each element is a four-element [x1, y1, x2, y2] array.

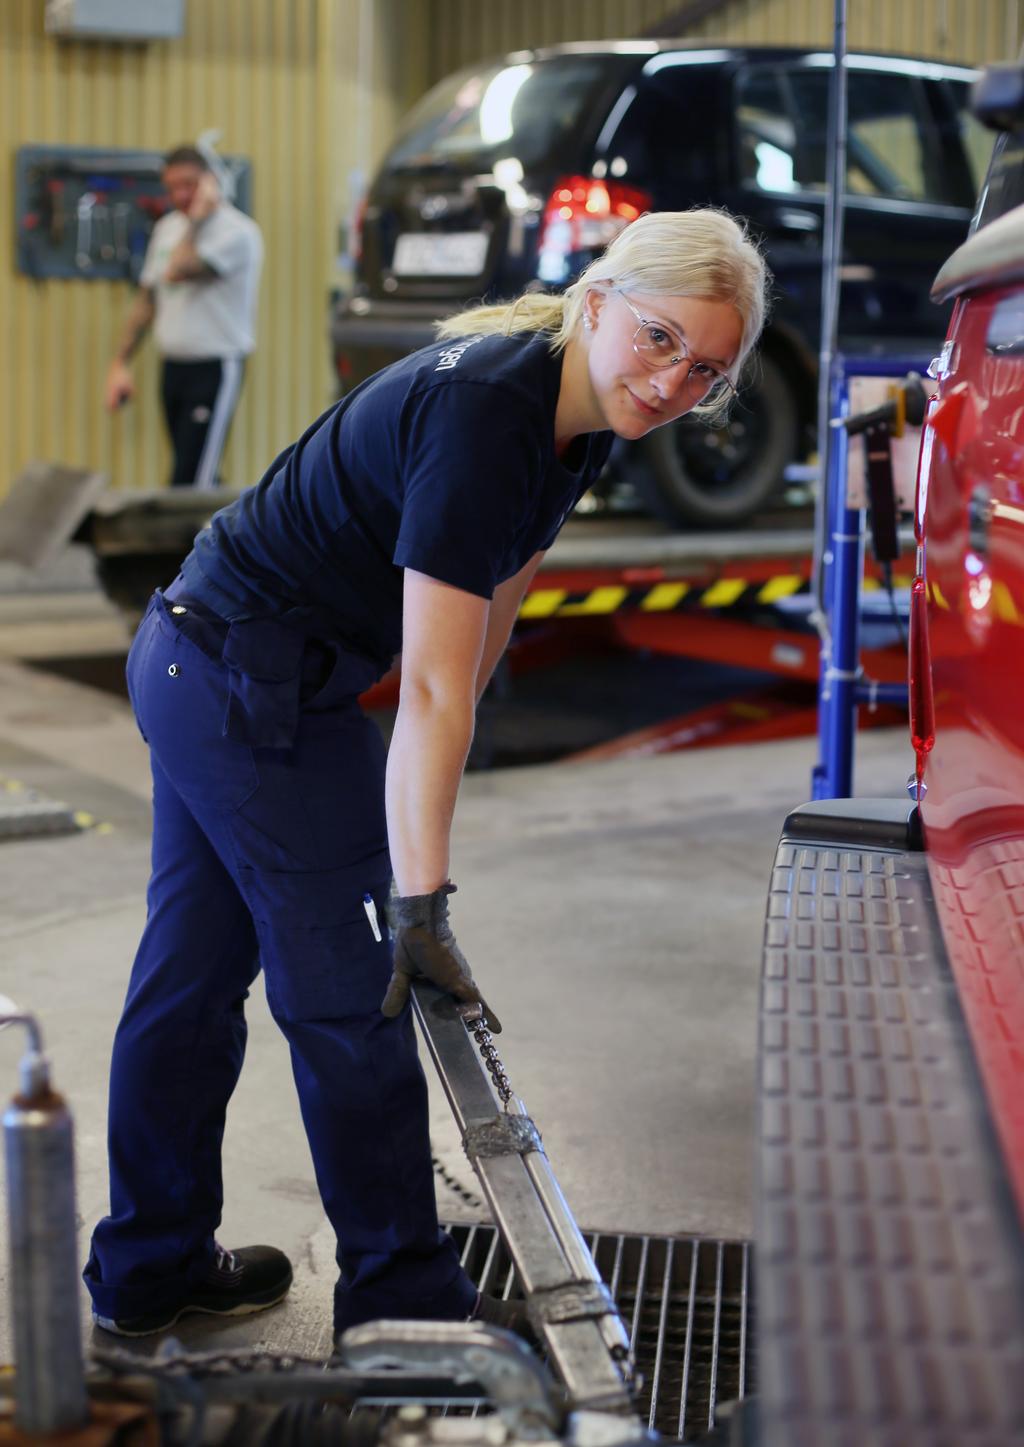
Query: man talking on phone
[[104, 145, 263, 490]]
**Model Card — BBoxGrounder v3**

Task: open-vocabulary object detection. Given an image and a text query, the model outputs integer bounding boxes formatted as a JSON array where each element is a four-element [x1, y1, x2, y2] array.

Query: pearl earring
[[584, 316, 593, 331]]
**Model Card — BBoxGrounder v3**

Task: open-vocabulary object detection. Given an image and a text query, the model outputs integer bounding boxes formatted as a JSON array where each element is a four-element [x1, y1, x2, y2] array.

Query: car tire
[[630, 352, 800, 529]]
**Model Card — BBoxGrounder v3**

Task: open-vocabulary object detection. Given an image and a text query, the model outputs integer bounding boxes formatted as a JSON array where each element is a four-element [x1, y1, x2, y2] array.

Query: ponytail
[[436, 290, 564, 341]]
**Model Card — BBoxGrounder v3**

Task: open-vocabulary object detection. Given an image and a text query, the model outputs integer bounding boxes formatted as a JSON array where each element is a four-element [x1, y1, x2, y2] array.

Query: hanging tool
[[46, 177, 67, 246], [833, 371, 928, 565], [836, 371, 929, 437], [112, 201, 131, 264], [75, 190, 95, 269], [1, 998, 89, 1434], [92, 192, 114, 261]]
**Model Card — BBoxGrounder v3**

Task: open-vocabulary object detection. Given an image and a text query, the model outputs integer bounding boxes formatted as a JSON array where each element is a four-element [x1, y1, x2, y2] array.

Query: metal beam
[[412, 983, 638, 1419]]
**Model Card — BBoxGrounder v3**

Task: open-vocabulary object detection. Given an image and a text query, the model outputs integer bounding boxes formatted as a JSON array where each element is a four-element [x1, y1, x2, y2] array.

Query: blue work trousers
[[84, 594, 476, 1331]]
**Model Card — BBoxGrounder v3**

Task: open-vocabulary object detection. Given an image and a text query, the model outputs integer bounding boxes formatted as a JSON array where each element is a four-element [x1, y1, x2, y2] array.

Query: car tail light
[[537, 175, 651, 281], [908, 574, 935, 795]]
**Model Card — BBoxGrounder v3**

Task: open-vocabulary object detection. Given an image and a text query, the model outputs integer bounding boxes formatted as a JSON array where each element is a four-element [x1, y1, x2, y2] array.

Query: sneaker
[[93, 1244, 293, 1338]]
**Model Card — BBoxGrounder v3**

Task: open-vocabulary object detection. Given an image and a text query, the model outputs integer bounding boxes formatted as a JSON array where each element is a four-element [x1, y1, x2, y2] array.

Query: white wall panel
[[3, 0, 1020, 503]]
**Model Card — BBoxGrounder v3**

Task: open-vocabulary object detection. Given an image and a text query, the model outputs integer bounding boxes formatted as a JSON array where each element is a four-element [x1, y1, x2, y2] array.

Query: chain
[[465, 1013, 514, 1109], [431, 1149, 487, 1212], [91, 1343, 315, 1379]]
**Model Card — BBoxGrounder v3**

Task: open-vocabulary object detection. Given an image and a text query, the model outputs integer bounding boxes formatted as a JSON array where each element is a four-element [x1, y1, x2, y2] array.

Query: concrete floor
[[0, 553, 913, 1364]]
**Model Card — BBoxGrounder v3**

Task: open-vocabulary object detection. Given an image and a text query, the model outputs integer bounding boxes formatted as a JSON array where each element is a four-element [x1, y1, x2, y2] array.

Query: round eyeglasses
[[617, 293, 735, 402]]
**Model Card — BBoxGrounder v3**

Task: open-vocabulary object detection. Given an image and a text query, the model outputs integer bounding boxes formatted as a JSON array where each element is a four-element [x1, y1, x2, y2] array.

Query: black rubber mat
[[759, 817, 1024, 1445]]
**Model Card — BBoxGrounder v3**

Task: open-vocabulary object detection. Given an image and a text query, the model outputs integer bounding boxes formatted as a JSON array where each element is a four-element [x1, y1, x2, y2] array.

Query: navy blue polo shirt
[[180, 330, 612, 667]]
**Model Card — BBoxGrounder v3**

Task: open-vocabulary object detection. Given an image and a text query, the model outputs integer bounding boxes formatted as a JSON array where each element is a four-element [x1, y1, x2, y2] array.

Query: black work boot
[[469, 1290, 537, 1347], [93, 1244, 293, 1337]]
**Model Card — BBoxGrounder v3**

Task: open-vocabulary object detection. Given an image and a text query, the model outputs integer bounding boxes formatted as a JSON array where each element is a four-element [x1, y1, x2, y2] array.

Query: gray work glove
[[381, 883, 502, 1032]]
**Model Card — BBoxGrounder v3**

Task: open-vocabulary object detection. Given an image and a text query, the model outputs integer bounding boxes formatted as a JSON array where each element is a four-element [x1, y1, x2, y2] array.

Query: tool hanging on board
[[834, 371, 928, 566], [75, 191, 95, 269]]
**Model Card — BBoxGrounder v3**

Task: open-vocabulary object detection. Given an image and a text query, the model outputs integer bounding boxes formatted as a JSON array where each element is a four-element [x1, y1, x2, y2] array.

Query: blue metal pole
[[813, 351, 926, 797], [809, 0, 848, 798], [813, 362, 864, 800], [854, 682, 908, 708]]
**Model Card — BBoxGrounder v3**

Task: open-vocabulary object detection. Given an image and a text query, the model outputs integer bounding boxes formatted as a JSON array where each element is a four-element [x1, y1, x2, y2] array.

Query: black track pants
[[160, 357, 245, 489]]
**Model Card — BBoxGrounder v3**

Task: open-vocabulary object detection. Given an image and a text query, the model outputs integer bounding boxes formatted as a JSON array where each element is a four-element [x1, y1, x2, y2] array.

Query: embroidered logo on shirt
[[434, 334, 485, 372]]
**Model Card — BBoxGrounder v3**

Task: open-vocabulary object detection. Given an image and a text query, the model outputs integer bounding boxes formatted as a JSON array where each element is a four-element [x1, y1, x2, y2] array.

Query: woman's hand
[[381, 884, 501, 1031], [383, 570, 500, 1021]]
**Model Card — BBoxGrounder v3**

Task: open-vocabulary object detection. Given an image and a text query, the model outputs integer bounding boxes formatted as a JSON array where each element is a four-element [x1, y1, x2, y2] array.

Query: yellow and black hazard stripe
[[861, 574, 914, 594], [518, 571, 922, 620], [518, 574, 814, 620]]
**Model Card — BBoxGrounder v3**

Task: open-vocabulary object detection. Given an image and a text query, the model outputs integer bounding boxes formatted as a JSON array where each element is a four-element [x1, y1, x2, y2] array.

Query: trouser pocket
[[137, 613, 259, 811], [237, 864, 392, 1021]]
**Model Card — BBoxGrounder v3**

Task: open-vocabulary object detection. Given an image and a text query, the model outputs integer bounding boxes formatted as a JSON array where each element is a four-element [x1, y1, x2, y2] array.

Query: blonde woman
[[85, 209, 769, 1349]]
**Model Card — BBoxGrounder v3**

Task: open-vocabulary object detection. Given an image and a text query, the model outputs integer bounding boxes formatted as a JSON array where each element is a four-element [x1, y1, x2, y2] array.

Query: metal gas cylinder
[[1, 1001, 88, 1433]]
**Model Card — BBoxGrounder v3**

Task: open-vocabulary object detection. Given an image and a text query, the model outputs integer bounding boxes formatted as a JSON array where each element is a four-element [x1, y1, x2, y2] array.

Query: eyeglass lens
[[633, 324, 725, 397]]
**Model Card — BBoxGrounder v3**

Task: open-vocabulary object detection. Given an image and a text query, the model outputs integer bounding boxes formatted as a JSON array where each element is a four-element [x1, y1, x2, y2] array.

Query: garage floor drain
[[446, 1222, 755, 1441]]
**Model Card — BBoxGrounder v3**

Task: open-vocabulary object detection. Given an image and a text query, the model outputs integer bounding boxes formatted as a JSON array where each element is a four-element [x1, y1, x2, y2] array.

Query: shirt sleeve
[[138, 220, 166, 289], [393, 383, 542, 599], [195, 215, 262, 278]]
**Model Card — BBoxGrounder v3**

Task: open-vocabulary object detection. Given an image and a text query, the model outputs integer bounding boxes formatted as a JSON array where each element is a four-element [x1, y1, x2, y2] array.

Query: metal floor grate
[[445, 1222, 755, 1441]]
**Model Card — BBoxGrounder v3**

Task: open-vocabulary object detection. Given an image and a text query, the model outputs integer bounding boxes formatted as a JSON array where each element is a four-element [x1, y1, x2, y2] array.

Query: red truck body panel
[[923, 282, 1024, 1214]]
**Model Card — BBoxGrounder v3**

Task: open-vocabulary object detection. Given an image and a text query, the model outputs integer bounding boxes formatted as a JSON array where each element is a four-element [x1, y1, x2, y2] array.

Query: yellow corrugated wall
[[422, 0, 1022, 89], [3, 0, 1021, 502], [0, 0, 411, 499]]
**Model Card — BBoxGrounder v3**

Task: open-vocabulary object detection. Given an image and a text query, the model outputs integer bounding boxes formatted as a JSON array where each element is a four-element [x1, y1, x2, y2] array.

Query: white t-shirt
[[140, 204, 263, 360]]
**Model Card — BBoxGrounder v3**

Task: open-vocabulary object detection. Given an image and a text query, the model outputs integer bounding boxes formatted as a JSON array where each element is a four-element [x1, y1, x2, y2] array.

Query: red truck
[[755, 60, 1024, 1446]]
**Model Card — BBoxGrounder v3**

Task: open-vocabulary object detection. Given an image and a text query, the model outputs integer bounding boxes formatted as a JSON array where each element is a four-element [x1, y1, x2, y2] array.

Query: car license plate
[[392, 232, 488, 276]]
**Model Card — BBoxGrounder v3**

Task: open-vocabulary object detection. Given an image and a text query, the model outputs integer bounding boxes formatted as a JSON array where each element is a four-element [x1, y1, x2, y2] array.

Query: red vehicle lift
[[360, 523, 910, 757]]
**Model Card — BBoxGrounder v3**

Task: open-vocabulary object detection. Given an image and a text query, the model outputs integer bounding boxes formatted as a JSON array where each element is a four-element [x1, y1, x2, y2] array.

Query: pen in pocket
[[363, 893, 382, 942]]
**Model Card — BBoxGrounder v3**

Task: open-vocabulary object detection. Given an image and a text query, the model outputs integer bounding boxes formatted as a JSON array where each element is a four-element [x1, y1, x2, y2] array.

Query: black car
[[332, 41, 987, 526]]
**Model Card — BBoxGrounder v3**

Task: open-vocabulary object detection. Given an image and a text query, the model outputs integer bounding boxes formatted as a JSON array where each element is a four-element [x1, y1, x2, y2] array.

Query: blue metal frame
[[812, 352, 926, 800]]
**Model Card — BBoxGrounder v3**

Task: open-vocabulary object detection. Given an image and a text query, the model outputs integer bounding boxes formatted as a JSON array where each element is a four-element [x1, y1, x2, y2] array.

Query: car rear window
[[949, 85, 999, 194], [974, 129, 1024, 228], [382, 55, 616, 173], [736, 62, 976, 208]]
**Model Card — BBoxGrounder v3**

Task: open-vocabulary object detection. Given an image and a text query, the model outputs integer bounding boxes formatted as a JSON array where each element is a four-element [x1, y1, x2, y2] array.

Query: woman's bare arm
[[386, 569, 490, 895], [474, 551, 545, 704]]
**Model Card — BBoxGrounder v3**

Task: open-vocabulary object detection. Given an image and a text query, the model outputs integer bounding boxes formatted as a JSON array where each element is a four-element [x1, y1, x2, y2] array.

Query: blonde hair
[[436, 208, 769, 418]]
